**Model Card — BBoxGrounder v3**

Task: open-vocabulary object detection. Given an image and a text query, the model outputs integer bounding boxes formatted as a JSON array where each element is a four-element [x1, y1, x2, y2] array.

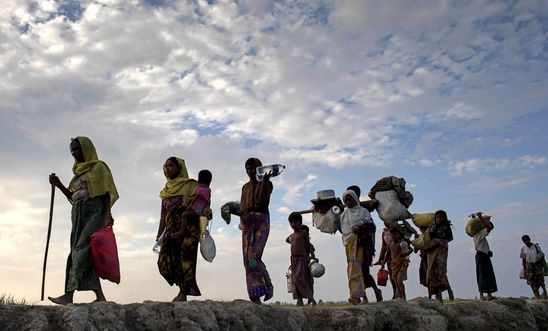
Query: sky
[[1, 0, 547, 305]]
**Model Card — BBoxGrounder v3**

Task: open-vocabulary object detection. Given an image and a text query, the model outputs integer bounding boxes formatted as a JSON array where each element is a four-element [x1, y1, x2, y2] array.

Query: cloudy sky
[[1, 0, 547, 305]]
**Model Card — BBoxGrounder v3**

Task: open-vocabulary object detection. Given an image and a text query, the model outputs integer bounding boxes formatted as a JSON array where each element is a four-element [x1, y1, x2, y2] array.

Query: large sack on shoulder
[[312, 208, 339, 234], [411, 231, 431, 250], [368, 176, 414, 208], [374, 190, 412, 225], [412, 213, 435, 228], [465, 215, 491, 237]]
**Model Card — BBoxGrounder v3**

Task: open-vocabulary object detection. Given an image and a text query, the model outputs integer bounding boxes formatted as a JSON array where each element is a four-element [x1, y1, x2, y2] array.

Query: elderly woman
[[425, 210, 453, 303], [48, 136, 119, 305], [156, 157, 201, 302], [239, 157, 274, 304]]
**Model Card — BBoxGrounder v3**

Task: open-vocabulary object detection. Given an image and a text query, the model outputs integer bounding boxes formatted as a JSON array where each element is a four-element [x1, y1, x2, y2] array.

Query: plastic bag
[[519, 266, 526, 279], [377, 268, 389, 287], [200, 231, 216, 262], [312, 208, 340, 234], [90, 226, 121, 284], [375, 190, 412, 225]]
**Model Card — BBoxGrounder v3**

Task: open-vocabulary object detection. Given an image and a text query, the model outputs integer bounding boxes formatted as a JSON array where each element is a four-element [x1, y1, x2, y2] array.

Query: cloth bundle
[[312, 208, 339, 234], [369, 176, 413, 225], [411, 231, 431, 250], [412, 212, 435, 228], [465, 214, 491, 237], [220, 201, 241, 225]]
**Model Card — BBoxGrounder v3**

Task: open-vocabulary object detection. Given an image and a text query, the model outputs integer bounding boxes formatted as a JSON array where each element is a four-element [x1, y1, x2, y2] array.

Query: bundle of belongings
[[221, 201, 241, 225], [410, 212, 435, 250], [310, 190, 343, 234], [465, 212, 492, 237], [368, 176, 413, 226]]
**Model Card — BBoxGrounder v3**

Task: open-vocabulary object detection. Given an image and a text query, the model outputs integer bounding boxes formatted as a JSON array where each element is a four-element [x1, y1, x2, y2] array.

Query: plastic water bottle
[[256, 164, 285, 181], [152, 229, 167, 254]]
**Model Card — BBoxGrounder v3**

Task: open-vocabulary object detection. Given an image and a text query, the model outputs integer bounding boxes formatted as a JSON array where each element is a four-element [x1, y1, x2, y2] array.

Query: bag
[[221, 201, 241, 225], [90, 226, 121, 284], [411, 231, 431, 251], [377, 268, 389, 287], [465, 215, 491, 237], [200, 230, 216, 262], [412, 213, 435, 229], [374, 190, 412, 225], [312, 209, 340, 234]]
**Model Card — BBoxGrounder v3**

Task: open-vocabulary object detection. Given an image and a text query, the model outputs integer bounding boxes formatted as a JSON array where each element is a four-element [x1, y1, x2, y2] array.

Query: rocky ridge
[[1, 298, 547, 330]]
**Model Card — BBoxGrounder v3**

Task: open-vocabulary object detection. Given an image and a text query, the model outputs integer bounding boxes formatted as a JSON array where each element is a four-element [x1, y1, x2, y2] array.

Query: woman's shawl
[[68, 136, 119, 206]]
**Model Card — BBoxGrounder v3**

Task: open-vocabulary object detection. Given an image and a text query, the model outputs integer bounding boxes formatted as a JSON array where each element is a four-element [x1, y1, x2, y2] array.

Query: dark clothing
[[475, 251, 498, 293], [291, 256, 314, 299]]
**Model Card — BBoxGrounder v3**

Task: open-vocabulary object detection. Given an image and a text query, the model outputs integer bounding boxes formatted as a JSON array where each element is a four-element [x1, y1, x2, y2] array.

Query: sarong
[[65, 197, 105, 292], [291, 256, 314, 299], [526, 261, 546, 288], [426, 245, 450, 293], [391, 255, 409, 282], [475, 251, 497, 293], [242, 212, 273, 299], [344, 234, 365, 300], [158, 209, 201, 296]]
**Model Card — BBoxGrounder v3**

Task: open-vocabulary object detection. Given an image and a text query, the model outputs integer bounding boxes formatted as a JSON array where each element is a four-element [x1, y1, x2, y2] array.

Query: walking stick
[[41, 173, 55, 301]]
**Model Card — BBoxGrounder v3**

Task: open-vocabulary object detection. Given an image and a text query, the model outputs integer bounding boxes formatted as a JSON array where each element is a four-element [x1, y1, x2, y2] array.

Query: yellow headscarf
[[159, 157, 197, 208], [68, 136, 119, 207]]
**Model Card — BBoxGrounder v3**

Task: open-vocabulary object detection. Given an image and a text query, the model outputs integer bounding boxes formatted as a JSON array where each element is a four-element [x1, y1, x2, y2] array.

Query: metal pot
[[309, 258, 325, 278]]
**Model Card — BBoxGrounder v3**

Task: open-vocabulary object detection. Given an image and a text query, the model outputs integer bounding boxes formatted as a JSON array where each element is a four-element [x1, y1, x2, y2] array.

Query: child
[[301, 225, 318, 305], [286, 212, 316, 306], [172, 169, 212, 240], [388, 226, 411, 300]]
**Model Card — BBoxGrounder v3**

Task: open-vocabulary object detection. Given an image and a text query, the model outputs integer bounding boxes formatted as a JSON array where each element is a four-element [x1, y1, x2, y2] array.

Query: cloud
[[448, 155, 547, 176]]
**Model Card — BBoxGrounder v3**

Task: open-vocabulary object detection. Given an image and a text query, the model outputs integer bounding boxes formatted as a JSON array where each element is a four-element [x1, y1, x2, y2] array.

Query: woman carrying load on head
[[424, 210, 454, 303], [240, 157, 274, 304], [48, 136, 119, 305], [156, 157, 201, 302]]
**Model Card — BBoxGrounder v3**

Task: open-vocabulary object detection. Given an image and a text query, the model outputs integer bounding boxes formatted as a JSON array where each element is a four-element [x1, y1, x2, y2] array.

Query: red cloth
[[90, 226, 121, 284]]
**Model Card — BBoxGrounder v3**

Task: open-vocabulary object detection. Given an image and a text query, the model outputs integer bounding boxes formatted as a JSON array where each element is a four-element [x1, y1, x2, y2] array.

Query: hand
[[262, 170, 272, 182], [204, 207, 213, 220], [49, 174, 61, 187], [105, 213, 114, 226]]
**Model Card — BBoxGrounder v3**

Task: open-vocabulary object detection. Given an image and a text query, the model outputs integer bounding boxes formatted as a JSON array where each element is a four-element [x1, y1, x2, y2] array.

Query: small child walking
[[388, 226, 412, 300], [286, 212, 316, 306]]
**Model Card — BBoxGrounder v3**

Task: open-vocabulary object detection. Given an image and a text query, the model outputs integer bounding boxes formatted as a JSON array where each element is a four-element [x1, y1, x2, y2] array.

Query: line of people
[[46, 136, 546, 305]]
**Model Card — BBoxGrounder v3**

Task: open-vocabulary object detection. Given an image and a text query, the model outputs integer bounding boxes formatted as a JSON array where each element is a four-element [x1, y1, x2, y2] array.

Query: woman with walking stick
[[48, 136, 119, 305]]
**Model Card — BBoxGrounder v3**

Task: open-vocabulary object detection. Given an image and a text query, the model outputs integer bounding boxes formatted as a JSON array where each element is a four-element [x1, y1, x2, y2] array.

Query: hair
[[346, 185, 361, 198], [434, 210, 450, 225], [166, 156, 181, 170], [522, 234, 531, 242], [288, 212, 302, 223], [389, 226, 403, 238], [198, 169, 212, 185], [301, 224, 310, 233], [245, 157, 262, 168]]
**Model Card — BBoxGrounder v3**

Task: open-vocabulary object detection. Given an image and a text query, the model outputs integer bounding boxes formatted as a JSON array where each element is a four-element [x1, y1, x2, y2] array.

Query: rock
[[0, 298, 547, 330]]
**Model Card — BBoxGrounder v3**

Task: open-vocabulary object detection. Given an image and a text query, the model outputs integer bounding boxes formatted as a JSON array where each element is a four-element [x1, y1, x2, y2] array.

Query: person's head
[[288, 212, 303, 231], [434, 210, 449, 225], [245, 157, 262, 181], [301, 224, 310, 233], [198, 169, 212, 186], [342, 190, 359, 208], [164, 157, 182, 180], [70, 138, 85, 163], [522, 234, 532, 247], [346, 185, 361, 199]]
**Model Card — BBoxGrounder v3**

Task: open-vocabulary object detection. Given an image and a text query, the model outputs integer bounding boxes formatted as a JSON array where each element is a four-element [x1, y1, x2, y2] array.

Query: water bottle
[[256, 164, 285, 181], [152, 229, 167, 254]]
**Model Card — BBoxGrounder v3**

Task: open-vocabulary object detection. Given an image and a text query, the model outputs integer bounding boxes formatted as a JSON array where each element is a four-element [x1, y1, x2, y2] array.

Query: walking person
[[239, 157, 274, 304], [520, 235, 547, 299], [48, 136, 119, 305], [473, 212, 498, 301], [286, 212, 316, 306], [156, 157, 201, 302], [424, 210, 454, 303]]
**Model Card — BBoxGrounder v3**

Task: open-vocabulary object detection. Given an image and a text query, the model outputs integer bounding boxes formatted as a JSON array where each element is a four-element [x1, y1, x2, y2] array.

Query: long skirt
[[344, 235, 365, 300], [526, 261, 546, 288], [242, 212, 273, 300], [426, 246, 450, 293], [291, 256, 314, 300], [419, 252, 428, 288], [158, 210, 201, 296], [391, 255, 409, 282], [65, 197, 105, 292], [475, 251, 497, 293]]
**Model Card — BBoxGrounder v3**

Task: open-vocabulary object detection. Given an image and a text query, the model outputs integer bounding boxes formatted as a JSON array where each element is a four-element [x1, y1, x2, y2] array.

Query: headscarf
[[68, 136, 119, 206], [159, 157, 197, 207], [340, 190, 371, 243]]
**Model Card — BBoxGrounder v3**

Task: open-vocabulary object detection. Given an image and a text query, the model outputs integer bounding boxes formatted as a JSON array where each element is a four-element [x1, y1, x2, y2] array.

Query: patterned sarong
[[242, 212, 273, 299]]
